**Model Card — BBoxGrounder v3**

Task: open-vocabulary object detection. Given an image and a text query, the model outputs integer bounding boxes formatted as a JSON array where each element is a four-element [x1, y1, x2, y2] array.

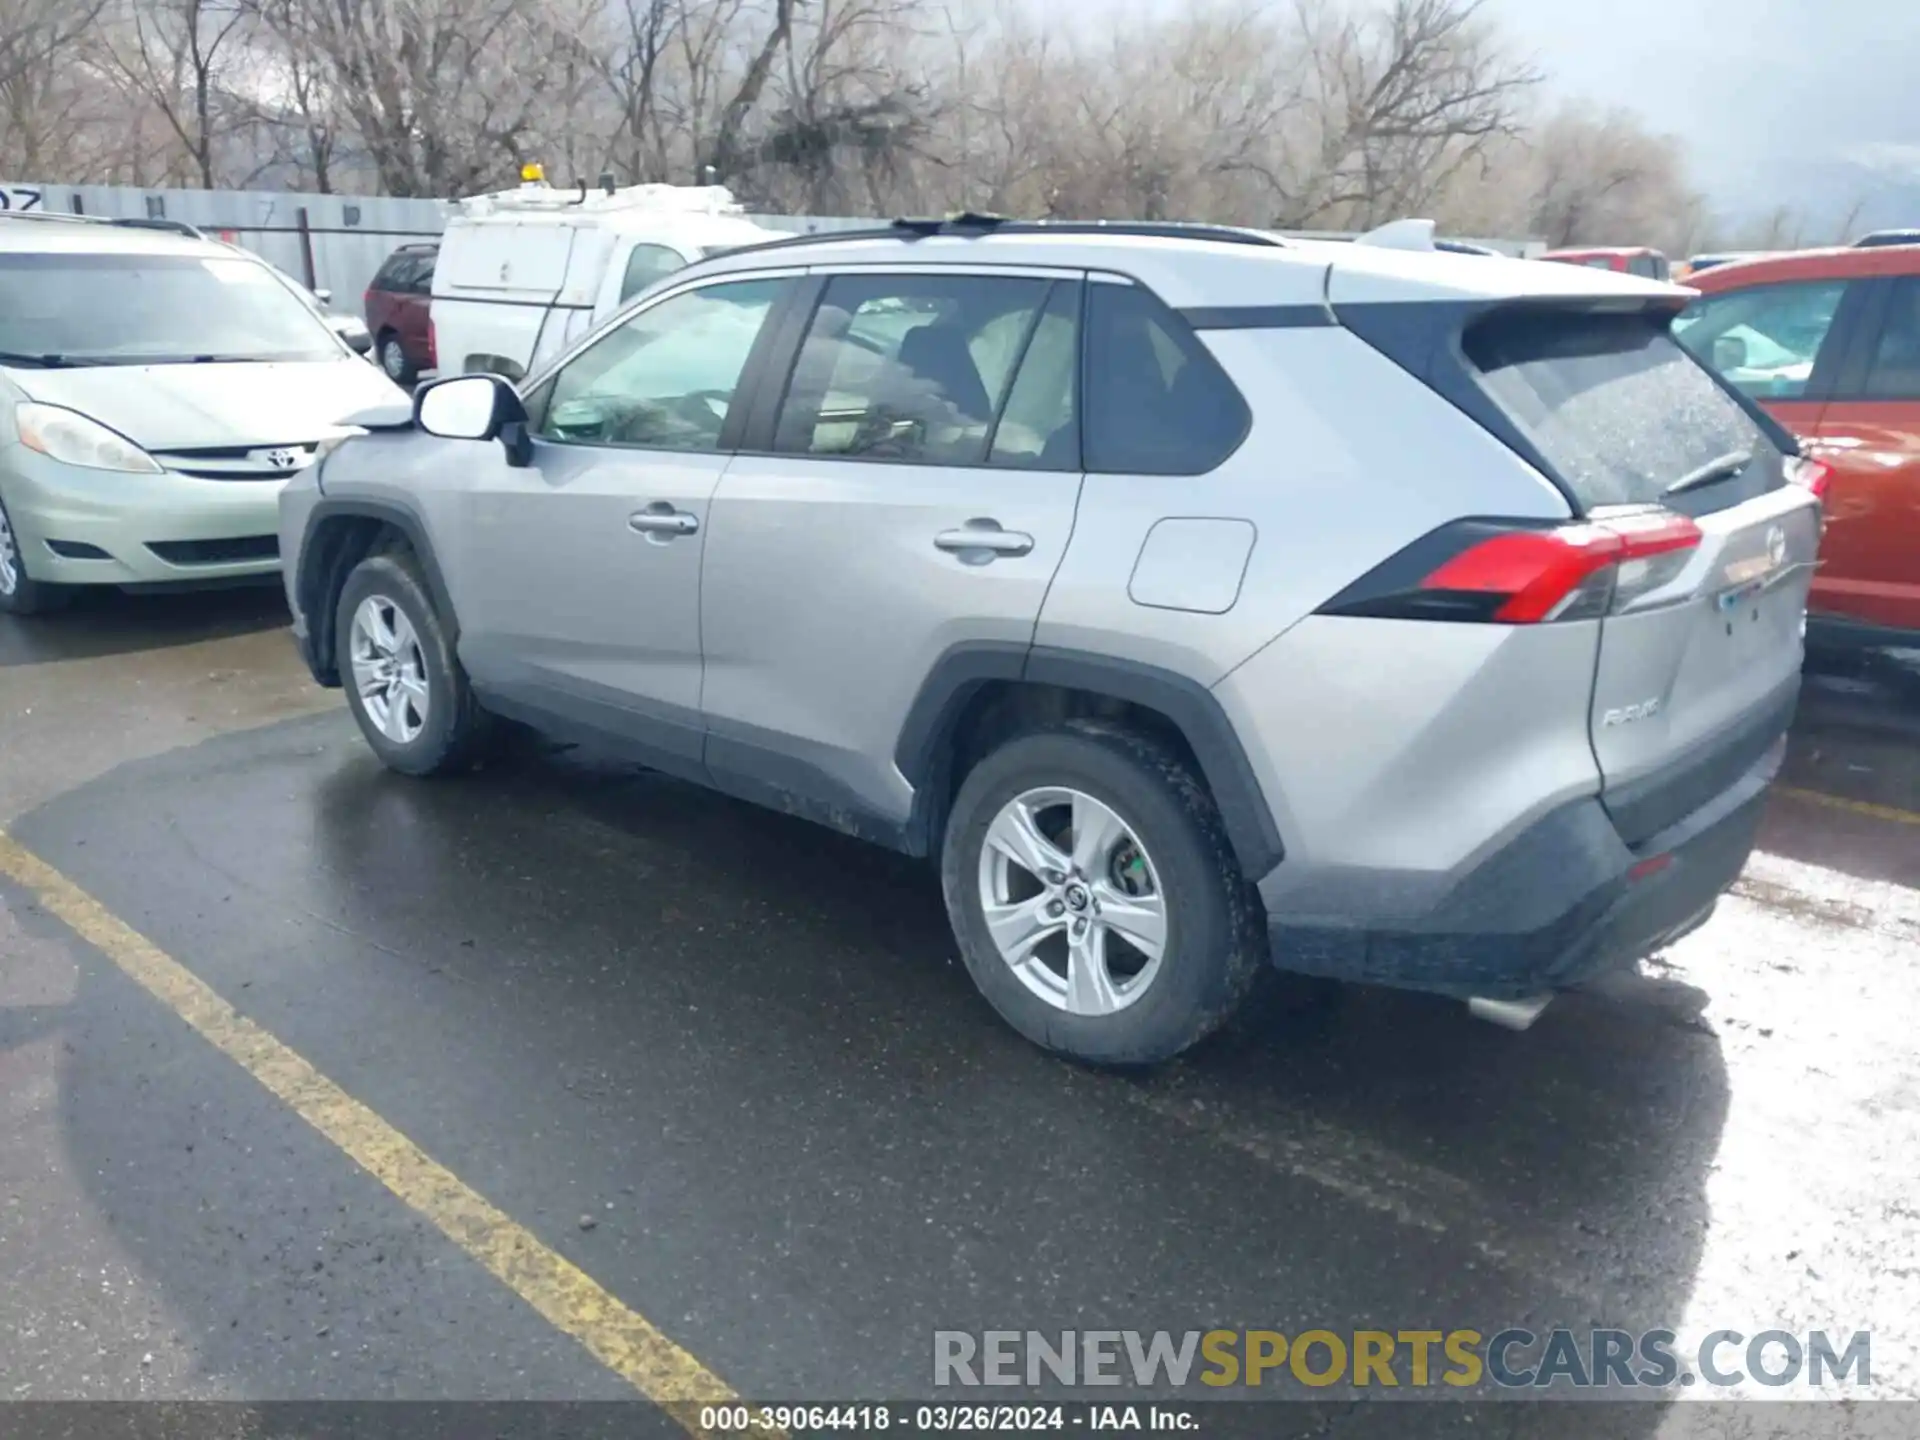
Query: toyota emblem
[[266, 448, 300, 470]]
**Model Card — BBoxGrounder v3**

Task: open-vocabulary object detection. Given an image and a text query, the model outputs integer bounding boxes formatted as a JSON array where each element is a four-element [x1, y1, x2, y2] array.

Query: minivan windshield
[[0, 252, 342, 366]]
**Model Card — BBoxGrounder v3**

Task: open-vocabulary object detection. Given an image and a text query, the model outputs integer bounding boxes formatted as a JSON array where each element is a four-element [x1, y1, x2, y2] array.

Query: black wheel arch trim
[[895, 641, 1286, 879], [297, 496, 459, 687]]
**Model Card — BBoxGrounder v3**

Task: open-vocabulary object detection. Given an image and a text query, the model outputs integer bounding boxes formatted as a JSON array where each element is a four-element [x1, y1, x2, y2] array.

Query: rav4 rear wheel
[[336, 550, 488, 775], [942, 720, 1266, 1065]]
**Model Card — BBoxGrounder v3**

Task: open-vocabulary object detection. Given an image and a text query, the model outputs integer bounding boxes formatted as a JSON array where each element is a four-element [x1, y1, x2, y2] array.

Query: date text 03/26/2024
[[700, 1405, 1192, 1432]]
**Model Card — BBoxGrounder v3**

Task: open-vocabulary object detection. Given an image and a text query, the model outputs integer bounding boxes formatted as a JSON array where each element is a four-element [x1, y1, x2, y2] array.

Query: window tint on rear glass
[[1671, 279, 1844, 400], [1084, 284, 1248, 475], [373, 253, 410, 290], [1863, 277, 1920, 400], [1465, 309, 1768, 509]]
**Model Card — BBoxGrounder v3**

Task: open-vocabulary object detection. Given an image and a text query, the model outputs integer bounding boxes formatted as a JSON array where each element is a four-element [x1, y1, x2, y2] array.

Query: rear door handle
[[934, 519, 1034, 561], [629, 504, 699, 538]]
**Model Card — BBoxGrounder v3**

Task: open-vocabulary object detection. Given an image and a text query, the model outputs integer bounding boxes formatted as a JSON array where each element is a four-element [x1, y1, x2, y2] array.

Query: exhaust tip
[[1467, 994, 1553, 1031]]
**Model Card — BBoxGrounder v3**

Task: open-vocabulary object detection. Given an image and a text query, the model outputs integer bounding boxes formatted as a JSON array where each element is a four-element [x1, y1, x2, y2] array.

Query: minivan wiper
[[1666, 449, 1752, 496]]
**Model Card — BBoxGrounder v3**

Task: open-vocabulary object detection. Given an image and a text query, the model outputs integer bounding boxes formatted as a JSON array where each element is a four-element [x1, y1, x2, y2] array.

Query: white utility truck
[[428, 175, 788, 382]]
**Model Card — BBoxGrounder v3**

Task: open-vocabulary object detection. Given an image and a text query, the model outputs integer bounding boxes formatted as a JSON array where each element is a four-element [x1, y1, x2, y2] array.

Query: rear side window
[[1083, 284, 1248, 475], [1863, 277, 1920, 400], [371, 253, 411, 291], [1465, 308, 1770, 509]]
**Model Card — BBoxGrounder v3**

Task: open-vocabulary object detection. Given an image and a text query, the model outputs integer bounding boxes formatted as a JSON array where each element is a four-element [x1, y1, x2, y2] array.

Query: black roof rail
[[109, 217, 207, 239], [728, 215, 1291, 258], [0, 210, 209, 241]]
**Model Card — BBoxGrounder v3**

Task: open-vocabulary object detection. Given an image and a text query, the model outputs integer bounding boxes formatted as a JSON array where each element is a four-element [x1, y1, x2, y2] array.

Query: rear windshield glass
[[0, 252, 340, 365], [1464, 308, 1770, 509]]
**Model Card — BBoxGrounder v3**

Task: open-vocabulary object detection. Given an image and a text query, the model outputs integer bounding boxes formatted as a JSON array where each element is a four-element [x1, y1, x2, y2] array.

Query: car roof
[[684, 223, 1678, 312], [0, 214, 238, 260], [1685, 243, 1920, 290]]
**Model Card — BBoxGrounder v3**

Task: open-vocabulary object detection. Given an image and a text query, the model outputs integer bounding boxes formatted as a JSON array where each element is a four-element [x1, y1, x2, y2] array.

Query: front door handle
[[629, 504, 699, 538], [934, 519, 1034, 562]]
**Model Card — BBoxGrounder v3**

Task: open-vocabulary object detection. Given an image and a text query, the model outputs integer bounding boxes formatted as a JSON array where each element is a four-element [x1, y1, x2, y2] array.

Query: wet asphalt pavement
[[1, 590, 1917, 1435]]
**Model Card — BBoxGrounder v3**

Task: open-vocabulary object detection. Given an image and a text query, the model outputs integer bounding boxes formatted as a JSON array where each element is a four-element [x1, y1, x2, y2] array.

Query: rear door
[[1463, 307, 1821, 842], [698, 267, 1085, 838], [1801, 274, 1920, 633]]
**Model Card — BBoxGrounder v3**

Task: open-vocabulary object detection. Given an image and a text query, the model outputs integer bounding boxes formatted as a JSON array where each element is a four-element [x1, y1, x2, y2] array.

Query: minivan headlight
[[15, 402, 163, 474]]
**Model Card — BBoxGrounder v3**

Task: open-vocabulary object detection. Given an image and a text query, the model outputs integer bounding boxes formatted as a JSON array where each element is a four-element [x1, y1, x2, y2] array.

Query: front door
[[455, 273, 794, 773], [699, 268, 1086, 840]]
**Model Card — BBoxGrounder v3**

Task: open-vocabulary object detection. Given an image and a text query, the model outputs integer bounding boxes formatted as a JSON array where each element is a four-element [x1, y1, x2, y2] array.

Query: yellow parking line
[[0, 833, 772, 1438], [1773, 785, 1920, 828]]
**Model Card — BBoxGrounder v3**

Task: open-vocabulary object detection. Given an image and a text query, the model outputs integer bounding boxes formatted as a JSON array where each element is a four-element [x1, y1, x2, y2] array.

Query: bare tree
[[102, 0, 250, 186], [0, 0, 112, 177]]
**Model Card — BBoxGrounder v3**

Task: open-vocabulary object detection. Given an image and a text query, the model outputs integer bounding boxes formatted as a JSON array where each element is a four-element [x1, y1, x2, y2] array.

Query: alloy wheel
[[0, 503, 18, 596], [349, 594, 431, 744], [976, 786, 1168, 1016], [381, 338, 407, 379]]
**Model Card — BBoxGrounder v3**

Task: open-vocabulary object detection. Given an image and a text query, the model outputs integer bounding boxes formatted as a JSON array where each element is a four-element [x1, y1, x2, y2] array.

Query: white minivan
[[428, 180, 788, 384]]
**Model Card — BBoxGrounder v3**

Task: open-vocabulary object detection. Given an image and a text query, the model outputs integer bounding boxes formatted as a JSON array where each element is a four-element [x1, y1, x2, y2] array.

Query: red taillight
[[1419, 511, 1701, 624], [1422, 526, 1624, 623], [426, 319, 438, 369], [1787, 455, 1832, 501], [1320, 510, 1703, 626]]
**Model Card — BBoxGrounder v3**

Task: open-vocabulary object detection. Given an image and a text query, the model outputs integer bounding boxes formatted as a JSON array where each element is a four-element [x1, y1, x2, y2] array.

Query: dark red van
[[364, 242, 438, 385]]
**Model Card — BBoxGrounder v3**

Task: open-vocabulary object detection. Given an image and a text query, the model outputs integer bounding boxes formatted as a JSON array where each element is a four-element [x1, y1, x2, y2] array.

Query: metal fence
[[2, 182, 448, 304], [1, 180, 1540, 305]]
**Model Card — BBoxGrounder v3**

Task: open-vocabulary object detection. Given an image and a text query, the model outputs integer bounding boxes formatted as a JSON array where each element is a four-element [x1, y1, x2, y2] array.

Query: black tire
[[377, 331, 418, 386], [941, 719, 1267, 1065], [334, 549, 489, 775], [0, 493, 71, 616]]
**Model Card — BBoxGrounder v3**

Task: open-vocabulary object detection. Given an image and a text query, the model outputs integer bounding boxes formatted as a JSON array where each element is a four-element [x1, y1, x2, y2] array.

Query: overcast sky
[[1060, 0, 1920, 227]]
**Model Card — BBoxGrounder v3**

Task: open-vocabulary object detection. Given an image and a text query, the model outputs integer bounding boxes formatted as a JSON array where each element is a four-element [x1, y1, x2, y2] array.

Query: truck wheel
[[335, 550, 489, 775], [941, 719, 1266, 1065]]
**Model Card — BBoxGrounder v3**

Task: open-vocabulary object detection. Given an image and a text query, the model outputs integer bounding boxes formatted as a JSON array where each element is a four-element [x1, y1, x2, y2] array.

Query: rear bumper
[[1266, 734, 1784, 1000]]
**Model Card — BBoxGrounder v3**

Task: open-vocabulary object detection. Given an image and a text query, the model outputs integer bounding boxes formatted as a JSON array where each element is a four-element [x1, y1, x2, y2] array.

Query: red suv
[[1679, 245, 1920, 645], [364, 243, 437, 385], [1541, 246, 1672, 282]]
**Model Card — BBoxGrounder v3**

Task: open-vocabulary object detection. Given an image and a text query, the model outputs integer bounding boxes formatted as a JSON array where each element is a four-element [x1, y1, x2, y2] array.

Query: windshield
[[0, 252, 343, 366]]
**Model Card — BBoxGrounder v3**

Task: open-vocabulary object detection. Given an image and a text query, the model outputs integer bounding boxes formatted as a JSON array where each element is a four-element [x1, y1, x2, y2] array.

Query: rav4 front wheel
[[942, 720, 1266, 1065], [335, 550, 489, 775]]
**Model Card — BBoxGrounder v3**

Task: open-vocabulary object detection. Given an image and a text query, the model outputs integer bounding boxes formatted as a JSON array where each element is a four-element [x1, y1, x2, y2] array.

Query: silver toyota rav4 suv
[[280, 218, 1823, 1064]]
